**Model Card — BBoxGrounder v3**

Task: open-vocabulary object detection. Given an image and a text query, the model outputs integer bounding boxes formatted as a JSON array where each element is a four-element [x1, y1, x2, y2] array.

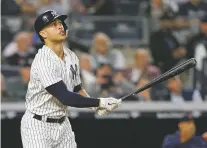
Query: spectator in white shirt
[[194, 16, 207, 71], [130, 48, 160, 84], [91, 32, 126, 71], [3, 31, 34, 59], [79, 53, 96, 91]]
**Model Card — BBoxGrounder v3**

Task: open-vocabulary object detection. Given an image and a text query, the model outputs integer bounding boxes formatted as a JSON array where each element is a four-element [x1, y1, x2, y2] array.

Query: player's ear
[[39, 30, 47, 39]]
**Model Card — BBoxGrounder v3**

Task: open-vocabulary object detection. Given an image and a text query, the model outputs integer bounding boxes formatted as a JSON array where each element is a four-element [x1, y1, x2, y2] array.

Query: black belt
[[33, 114, 65, 124]]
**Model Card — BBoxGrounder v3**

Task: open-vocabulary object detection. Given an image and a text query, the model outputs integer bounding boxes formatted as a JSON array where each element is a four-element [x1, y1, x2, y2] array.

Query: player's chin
[[59, 34, 67, 40]]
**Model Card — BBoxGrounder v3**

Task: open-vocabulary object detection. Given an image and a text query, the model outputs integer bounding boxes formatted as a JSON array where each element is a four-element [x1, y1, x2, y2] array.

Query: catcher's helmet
[[34, 10, 68, 42]]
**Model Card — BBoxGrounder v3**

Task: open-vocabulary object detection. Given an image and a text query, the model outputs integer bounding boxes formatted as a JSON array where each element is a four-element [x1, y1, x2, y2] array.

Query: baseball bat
[[120, 58, 197, 100]]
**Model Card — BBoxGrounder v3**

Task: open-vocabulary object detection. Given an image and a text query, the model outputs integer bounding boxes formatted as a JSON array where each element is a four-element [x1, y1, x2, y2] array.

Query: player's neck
[[45, 42, 64, 59]]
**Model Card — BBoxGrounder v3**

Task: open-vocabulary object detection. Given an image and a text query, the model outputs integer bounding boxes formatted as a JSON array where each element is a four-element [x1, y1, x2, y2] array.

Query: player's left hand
[[96, 99, 122, 116]]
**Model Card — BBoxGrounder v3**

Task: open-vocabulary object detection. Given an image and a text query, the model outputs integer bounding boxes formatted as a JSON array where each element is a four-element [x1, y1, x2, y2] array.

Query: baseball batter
[[20, 10, 121, 148]]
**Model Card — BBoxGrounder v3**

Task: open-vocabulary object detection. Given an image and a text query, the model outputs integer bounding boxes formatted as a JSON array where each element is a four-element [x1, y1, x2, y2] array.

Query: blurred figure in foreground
[[166, 76, 203, 103], [162, 114, 207, 148], [91, 32, 126, 71], [150, 11, 186, 72]]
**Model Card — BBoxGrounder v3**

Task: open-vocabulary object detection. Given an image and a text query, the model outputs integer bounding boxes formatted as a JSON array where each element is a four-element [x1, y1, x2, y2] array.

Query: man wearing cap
[[186, 14, 207, 99], [162, 114, 207, 148], [150, 11, 186, 72], [20, 10, 121, 148], [186, 15, 207, 64]]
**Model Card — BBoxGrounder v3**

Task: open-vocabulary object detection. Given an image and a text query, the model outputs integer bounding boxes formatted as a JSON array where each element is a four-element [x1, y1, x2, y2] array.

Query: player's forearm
[[78, 89, 97, 110], [46, 81, 99, 108]]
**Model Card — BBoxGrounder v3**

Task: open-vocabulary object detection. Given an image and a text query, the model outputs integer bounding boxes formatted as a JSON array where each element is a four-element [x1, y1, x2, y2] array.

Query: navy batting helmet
[[34, 10, 68, 42]]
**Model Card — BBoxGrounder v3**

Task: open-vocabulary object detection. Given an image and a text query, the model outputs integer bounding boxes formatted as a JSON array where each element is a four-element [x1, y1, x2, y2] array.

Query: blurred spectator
[[151, 0, 165, 20], [186, 15, 207, 92], [194, 44, 207, 71], [20, 66, 31, 85], [1, 0, 22, 15], [94, 64, 116, 97], [177, 0, 207, 20], [1, 0, 40, 16], [186, 14, 207, 59], [162, 113, 207, 148], [173, 13, 191, 45], [136, 78, 151, 102], [129, 48, 160, 84], [163, 0, 190, 13], [1, 73, 7, 99], [194, 16, 207, 72], [3, 31, 36, 66], [113, 71, 136, 98], [79, 53, 97, 96], [177, 0, 207, 34], [91, 63, 135, 98], [37, 0, 66, 16], [70, 0, 87, 13], [82, 0, 115, 15], [200, 57, 207, 100], [79, 53, 133, 98], [150, 11, 186, 72], [91, 32, 126, 71], [166, 76, 203, 103]]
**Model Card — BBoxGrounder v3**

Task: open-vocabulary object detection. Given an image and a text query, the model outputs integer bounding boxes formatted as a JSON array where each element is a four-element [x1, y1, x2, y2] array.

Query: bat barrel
[[120, 58, 197, 100]]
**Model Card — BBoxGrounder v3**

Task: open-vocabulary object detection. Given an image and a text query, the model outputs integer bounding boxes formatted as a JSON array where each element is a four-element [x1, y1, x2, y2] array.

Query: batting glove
[[97, 98, 121, 115]]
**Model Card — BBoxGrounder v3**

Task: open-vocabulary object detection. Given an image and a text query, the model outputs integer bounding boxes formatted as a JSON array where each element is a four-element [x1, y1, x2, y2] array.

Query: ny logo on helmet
[[42, 15, 49, 23], [51, 11, 58, 17]]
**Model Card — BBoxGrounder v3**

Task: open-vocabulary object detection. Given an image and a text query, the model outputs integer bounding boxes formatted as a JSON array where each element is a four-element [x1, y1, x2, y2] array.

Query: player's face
[[95, 37, 109, 54], [167, 77, 183, 93], [179, 121, 196, 137], [40, 19, 67, 42]]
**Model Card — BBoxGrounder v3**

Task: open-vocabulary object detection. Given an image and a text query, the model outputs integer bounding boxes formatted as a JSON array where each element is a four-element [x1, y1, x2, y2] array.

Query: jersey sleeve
[[36, 56, 62, 88]]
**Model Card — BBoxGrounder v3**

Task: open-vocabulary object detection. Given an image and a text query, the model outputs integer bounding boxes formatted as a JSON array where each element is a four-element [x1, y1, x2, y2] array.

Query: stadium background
[[1, 0, 207, 148]]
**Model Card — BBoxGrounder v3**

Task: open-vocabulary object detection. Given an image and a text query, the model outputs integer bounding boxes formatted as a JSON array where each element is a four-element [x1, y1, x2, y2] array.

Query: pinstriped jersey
[[25, 45, 81, 117]]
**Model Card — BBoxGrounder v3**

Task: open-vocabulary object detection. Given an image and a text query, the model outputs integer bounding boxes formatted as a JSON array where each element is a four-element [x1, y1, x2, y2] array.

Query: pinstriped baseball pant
[[21, 110, 77, 148]]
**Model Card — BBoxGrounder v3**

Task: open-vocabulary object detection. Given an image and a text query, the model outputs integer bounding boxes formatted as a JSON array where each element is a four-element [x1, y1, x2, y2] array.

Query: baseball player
[[20, 10, 121, 148]]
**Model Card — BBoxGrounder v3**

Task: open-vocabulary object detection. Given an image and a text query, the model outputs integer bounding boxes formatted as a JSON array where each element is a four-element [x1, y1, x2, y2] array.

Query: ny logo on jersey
[[70, 64, 78, 80]]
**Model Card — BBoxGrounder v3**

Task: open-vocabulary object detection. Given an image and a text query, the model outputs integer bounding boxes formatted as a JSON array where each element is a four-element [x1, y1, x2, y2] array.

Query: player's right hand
[[98, 97, 121, 111]]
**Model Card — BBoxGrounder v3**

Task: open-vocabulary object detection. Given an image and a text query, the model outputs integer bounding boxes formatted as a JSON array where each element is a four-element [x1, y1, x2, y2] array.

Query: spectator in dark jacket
[[150, 11, 186, 72], [186, 14, 207, 60], [177, 0, 207, 20], [162, 114, 207, 148]]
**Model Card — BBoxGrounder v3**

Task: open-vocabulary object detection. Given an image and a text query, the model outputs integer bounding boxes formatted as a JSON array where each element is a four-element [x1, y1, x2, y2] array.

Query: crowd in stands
[[1, 0, 207, 102]]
